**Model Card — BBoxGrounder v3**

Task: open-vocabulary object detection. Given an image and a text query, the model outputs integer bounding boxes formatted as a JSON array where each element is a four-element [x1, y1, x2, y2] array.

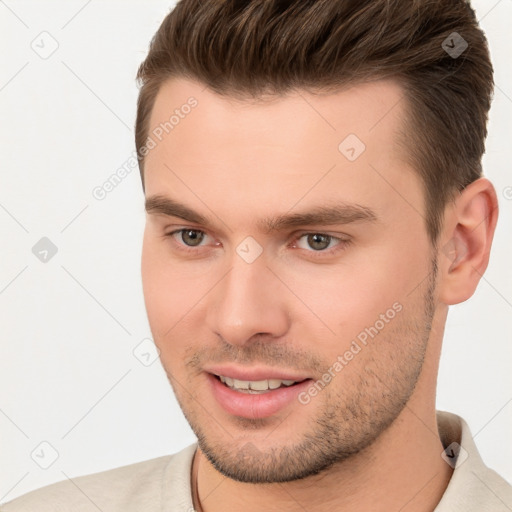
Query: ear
[[437, 177, 499, 305]]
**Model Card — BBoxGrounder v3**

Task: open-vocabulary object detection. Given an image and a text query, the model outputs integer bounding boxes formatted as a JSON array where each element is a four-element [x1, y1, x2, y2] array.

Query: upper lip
[[205, 364, 311, 382]]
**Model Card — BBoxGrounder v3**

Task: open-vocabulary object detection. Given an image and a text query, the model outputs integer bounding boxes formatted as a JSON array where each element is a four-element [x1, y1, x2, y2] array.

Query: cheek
[[141, 235, 187, 336], [141, 234, 215, 352], [284, 245, 426, 347], [287, 258, 401, 320]]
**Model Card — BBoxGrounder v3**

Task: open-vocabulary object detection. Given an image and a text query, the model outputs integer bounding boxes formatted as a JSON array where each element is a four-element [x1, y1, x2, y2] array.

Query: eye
[[293, 233, 350, 255], [299, 233, 333, 251], [178, 229, 206, 247], [298, 233, 339, 251], [167, 228, 212, 250]]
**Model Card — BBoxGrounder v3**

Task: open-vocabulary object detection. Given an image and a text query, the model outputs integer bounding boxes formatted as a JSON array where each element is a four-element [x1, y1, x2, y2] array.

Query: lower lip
[[207, 373, 312, 419]]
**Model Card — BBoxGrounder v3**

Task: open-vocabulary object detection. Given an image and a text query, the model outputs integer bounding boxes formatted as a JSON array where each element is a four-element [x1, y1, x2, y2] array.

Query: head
[[137, 0, 498, 483]]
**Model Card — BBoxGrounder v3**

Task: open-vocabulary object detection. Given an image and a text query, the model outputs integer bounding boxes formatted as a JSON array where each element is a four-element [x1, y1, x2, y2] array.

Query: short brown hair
[[135, 0, 494, 244]]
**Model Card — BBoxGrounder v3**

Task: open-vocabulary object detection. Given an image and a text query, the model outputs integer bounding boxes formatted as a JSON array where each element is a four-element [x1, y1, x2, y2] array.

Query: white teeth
[[233, 379, 249, 389], [218, 375, 298, 393], [249, 380, 268, 391], [268, 379, 282, 389]]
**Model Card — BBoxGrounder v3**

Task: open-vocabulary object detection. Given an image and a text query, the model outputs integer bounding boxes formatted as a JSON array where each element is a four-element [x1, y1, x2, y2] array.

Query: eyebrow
[[145, 195, 378, 233]]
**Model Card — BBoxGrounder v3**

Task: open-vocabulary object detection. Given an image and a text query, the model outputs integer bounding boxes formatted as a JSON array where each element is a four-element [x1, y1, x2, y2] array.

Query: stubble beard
[[166, 260, 438, 484]]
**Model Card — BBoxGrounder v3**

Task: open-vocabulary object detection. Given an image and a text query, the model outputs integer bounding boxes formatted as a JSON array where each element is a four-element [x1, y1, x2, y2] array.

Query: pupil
[[308, 234, 330, 251]]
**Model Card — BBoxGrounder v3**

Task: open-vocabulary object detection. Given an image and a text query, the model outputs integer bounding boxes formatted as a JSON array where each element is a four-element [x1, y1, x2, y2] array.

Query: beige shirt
[[2, 411, 511, 511]]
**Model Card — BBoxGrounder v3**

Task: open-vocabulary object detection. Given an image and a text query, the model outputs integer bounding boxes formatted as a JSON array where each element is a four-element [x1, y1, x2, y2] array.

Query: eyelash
[[164, 228, 352, 259]]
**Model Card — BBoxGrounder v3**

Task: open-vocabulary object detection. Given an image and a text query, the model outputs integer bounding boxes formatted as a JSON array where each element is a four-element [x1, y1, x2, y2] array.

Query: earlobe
[[437, 178, 499, 306]]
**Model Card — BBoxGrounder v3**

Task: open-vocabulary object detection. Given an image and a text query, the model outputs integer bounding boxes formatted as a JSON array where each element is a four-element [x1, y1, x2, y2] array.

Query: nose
[[205, 255, 290, 346]]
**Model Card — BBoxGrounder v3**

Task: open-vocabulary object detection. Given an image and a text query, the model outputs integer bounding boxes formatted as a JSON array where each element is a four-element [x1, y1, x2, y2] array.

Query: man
[[2, 0, 511, 510]]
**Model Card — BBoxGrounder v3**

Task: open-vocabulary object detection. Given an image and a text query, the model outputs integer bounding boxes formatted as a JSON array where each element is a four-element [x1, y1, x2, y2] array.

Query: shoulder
[[0, 443, 197, 512]]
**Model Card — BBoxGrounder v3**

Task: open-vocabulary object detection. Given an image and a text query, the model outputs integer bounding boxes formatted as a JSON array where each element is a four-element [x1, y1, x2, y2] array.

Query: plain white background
[[0, 0, 511, 502]]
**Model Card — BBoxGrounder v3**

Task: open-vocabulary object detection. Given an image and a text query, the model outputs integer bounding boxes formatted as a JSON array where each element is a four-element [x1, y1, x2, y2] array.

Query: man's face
[[141, 78, 437, 483]]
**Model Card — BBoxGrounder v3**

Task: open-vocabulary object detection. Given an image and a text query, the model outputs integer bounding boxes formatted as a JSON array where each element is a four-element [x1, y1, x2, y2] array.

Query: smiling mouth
[[213, 374, 309, 394]]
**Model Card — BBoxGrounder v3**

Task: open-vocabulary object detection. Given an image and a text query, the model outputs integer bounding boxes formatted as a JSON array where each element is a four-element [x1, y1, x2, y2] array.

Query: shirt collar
[[435, 410, 512, 511]]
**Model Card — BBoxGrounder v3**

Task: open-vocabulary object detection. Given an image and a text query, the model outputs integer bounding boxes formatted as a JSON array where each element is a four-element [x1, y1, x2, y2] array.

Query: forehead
[[147, 77, 408, 153], [143, 77, 423, 233]]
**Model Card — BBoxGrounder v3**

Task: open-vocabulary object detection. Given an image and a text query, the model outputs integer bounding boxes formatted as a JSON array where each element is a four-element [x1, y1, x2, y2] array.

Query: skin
[[141, 77, 498, 511]]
